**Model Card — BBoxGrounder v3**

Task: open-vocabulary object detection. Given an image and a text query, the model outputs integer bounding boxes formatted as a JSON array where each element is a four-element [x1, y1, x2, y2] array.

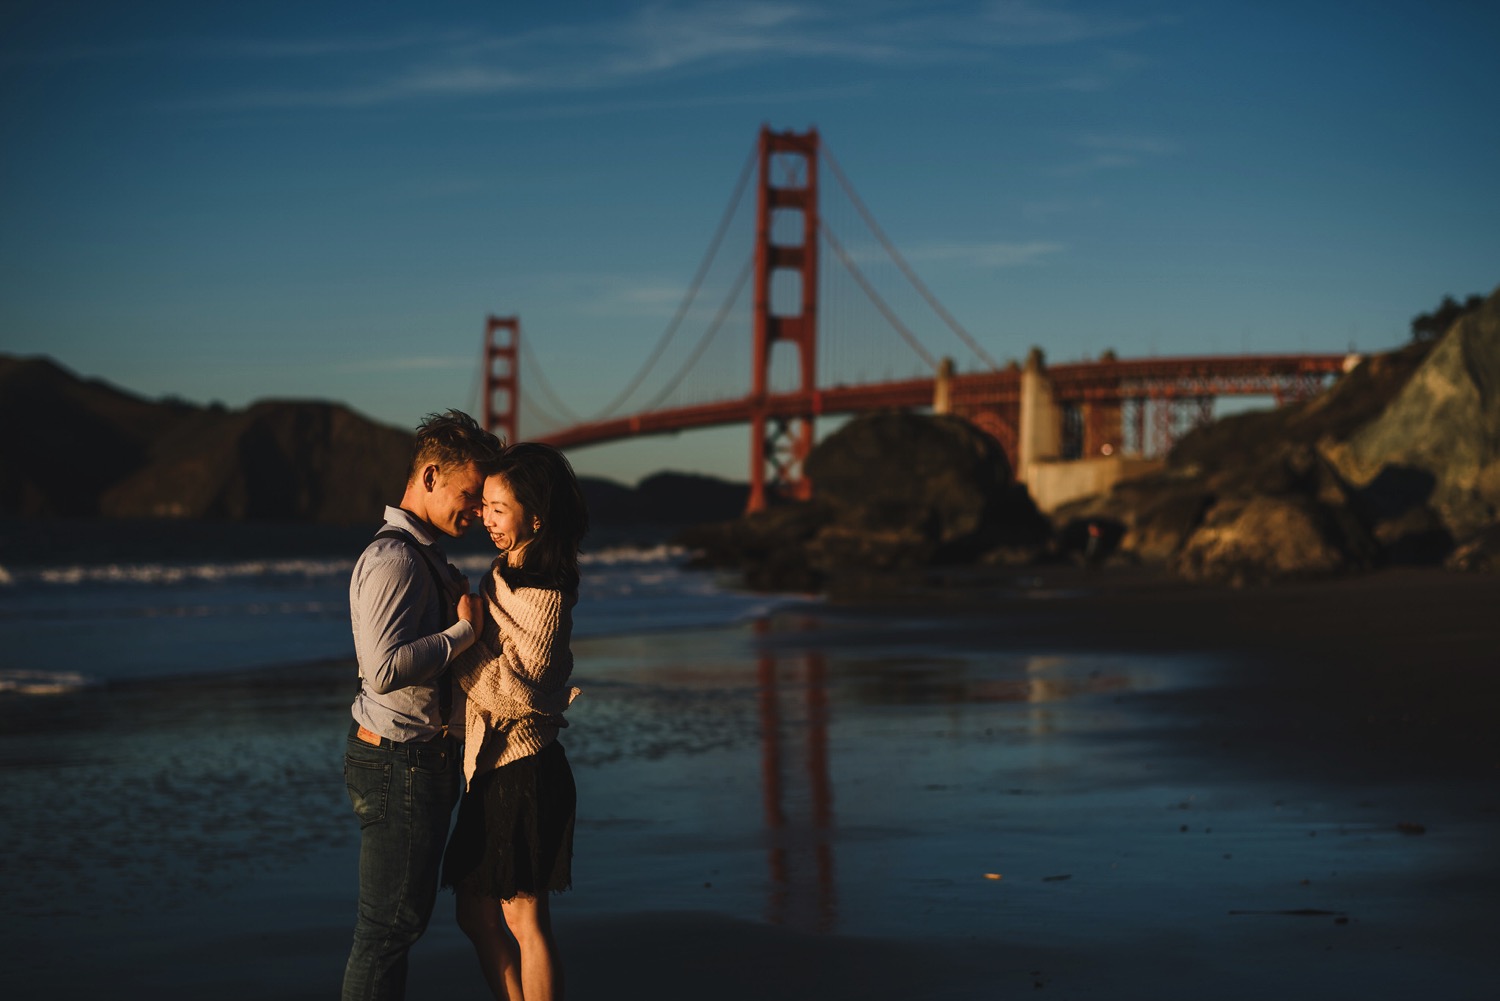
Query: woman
[[442, 442, 588, 1001]]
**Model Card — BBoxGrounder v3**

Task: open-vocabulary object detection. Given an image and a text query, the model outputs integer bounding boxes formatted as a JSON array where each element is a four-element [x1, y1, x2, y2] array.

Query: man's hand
[[458, 592, 483, 630]]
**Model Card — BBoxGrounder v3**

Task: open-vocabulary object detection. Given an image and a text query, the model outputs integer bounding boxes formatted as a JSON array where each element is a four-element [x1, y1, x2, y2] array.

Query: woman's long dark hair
[[492, 442, 589, 592]]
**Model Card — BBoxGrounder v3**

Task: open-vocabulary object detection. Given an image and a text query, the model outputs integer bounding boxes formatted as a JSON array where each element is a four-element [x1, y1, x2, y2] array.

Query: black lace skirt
[[441, 740, 575, 900]]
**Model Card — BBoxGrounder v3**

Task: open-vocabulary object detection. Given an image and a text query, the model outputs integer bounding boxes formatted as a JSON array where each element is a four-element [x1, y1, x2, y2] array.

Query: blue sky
[[3, 1, 1497, 484]]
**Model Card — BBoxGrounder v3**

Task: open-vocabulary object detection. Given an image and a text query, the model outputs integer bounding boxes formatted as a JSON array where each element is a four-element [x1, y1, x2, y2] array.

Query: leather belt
[[356, 724, 451, 747]]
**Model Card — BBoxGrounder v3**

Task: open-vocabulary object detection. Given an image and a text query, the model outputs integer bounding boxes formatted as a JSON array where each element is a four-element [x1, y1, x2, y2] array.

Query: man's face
[[426, 461, 485, 537]]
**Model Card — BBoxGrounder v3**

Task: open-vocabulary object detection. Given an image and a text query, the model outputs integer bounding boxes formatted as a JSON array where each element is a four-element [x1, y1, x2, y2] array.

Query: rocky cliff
[[1060, 284, 1500, 582]]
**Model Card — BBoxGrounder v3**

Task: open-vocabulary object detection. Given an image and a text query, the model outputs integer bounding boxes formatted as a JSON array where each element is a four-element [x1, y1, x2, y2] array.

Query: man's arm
[[355, 553, 476, 695]]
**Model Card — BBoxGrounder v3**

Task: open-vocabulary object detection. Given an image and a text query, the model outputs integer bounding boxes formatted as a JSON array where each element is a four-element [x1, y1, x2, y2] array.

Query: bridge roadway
[[539, 352, 1352, 451]]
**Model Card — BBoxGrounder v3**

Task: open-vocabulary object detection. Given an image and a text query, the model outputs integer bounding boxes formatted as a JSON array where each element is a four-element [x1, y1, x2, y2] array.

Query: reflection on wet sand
[[755, 618, 836, 932], [745, 615, 1171, 933]]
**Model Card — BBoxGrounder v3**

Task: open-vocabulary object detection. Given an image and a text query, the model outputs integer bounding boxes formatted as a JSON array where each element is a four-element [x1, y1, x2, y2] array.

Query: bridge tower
[[482, 314, 520, 444], [748, 126, 820, 513]]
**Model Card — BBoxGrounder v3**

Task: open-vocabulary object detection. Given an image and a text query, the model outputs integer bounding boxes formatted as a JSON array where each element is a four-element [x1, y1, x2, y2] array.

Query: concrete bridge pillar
[[932, 357, 954, 414], [1018, 347, 1060, 481]]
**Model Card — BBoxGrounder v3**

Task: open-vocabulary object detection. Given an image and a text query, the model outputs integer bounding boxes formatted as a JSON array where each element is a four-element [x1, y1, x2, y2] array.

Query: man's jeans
[[341, 722, 460, 1001]]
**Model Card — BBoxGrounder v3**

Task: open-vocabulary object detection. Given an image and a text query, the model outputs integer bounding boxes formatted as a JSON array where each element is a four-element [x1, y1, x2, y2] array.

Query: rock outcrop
[[679, 411, 1052, 590], [1058, 284, 1500, 581], [1321, 294, 1500, 540]]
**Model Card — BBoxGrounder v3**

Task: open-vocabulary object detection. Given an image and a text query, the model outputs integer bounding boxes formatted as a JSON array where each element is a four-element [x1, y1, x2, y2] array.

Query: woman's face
[[481, 474, 536, 560]]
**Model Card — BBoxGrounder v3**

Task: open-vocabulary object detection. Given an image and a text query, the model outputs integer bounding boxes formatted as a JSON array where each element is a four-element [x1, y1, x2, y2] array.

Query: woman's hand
[[458, 592, 483, 631]]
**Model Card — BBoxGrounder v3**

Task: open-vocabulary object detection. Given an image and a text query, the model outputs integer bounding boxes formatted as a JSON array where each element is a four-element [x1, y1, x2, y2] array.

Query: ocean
[[0, 517, 797, 694]]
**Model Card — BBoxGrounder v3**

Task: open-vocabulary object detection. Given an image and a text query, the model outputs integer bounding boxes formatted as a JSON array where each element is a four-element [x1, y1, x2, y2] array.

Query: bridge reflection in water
[[754, 617, 836, 932], [741, 613, 1167, 934]]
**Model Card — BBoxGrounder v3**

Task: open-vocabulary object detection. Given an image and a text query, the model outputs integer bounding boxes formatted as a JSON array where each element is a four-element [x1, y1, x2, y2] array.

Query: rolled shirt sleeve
[[353, 551, 475, 695]]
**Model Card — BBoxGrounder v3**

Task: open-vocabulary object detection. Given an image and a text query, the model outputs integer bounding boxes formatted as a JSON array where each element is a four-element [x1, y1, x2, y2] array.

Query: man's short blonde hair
[[408, 410, 504, 481]]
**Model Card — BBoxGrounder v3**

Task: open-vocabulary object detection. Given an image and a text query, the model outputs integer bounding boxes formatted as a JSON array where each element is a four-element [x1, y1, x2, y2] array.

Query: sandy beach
[[3, 564, 1498, 1000]]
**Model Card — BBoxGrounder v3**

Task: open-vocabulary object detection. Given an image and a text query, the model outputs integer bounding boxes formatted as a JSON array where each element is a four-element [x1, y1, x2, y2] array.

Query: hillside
[[0, 355, 748, 527]]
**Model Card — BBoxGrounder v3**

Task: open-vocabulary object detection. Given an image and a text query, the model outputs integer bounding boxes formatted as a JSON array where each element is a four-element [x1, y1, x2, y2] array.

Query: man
[[342, 410, 503, 1001]]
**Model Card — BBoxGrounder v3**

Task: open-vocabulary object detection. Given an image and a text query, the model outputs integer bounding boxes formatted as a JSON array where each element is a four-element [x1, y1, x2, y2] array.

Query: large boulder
[[1321, 287, 1500, 539], [806, 412, 1007, 537], [678, 411, 1052, 590], [1173, 493, 1374, 585], [803, 411, 1049, 571]]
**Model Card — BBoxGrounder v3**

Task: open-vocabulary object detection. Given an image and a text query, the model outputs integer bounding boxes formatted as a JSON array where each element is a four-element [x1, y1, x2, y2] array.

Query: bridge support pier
[[482, 315, 519, 444], [748, 126, 820, 513], [1017, 347, 1060, 480]]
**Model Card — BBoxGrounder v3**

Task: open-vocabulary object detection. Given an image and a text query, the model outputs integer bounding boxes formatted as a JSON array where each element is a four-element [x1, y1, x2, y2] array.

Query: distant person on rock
[[342, 410, 502, 1001], [442, 442, 589, 1001], [1085, 520, 1104, 568]]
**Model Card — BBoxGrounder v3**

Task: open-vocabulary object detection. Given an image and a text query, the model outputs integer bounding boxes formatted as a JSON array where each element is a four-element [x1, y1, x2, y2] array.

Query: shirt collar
[[382, 505, 442, 548]]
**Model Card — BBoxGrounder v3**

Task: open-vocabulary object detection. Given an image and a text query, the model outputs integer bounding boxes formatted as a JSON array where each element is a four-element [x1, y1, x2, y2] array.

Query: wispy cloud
[[335, 356, 472, 373], [466, 82, 875, 122], [1054, 132, 1180, 174], [514, 273, 705, 320], [974, 0, 1149, 46], [93, 1, 1160, 112], [835, 237, 1064, 269]]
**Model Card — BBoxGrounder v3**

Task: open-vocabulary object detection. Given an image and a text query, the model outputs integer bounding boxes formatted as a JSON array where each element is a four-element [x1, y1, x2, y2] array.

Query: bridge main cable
[[582, 139, 759, 423], [822, 141, 1002, 371], [518, 333, 582, 426]]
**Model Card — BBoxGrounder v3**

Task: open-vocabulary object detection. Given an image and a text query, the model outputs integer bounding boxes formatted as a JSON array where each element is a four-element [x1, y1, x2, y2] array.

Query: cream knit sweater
[[451, 559, 579, 788]]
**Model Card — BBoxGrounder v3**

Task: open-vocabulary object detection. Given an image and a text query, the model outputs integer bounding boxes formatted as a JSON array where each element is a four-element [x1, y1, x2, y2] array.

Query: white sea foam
[[9, 543, 690, 589], [19, 558, 355, 587], [0, 669, 96, 695]]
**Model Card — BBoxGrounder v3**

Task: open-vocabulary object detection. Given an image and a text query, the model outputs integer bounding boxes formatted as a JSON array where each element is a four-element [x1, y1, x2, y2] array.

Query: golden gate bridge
[[476, 126, 1349, 512]]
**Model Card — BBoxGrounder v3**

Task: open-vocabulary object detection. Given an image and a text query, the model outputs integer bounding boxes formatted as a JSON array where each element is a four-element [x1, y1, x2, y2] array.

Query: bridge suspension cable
[[518, 333, 583, 427], [638, 254, 754, 412], [579, 139, 758, 422], [822, 142, 1001, 371], [818, 220, 938, 372]]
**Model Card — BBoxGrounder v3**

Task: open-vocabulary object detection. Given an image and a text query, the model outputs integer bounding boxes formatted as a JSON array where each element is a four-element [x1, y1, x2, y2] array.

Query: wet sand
[[3, 566, 1498, 999]]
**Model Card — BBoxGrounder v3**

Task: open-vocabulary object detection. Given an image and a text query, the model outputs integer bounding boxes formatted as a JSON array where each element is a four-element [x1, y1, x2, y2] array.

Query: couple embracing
[[342, 410, 587, 1001]]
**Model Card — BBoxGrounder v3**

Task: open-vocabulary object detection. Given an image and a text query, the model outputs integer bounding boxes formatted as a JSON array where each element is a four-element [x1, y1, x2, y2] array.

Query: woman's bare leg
[[455, 884, 523, 1000], [501, 892, 563, 1001]]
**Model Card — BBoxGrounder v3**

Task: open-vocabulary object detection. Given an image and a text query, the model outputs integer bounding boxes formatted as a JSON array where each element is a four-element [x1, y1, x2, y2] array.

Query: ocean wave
[[2, 558, 355, 587], [583, 543, 689, 566], [453, 543, 691, 576], [1, 542, 693, 590], [0, 669, 97, 696]]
